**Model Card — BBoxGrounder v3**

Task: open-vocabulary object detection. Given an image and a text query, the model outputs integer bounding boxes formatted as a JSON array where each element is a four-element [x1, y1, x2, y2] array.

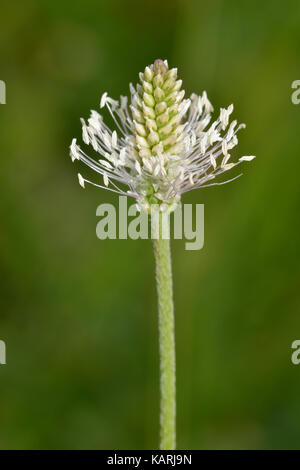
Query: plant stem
[[153, 213, 176, 450]]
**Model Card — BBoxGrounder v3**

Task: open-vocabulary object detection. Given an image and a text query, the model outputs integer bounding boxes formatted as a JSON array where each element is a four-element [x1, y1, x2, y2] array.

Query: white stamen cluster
[[70, 59, 255, 212]]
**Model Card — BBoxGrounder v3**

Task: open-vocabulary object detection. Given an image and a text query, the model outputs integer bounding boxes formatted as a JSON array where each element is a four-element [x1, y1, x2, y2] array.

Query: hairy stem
[[152, 213, 176, 450]]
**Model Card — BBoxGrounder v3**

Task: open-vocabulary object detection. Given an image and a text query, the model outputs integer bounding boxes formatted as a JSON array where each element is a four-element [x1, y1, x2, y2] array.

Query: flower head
[[70, 59, 255, 212]]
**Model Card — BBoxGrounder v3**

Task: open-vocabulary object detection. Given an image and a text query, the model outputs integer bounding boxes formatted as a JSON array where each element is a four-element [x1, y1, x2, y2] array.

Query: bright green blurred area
[[1, 0, 300, 450]]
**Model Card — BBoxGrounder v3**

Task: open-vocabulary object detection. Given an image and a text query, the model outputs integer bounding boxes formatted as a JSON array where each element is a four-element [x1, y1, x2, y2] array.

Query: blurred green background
[[1, 0, 300, 450]]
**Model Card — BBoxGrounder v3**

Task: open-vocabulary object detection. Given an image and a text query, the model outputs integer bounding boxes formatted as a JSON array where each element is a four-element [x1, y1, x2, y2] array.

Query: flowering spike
[[70, 59, 255, 212], [131, 60, 185, 162]]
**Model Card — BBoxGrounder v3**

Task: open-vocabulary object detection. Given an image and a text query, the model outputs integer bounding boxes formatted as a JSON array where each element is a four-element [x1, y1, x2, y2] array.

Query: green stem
[[153, 214, 176, 450]]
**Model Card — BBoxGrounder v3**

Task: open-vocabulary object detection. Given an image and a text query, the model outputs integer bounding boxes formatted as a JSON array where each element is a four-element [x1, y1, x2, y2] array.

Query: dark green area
[[1, 0, 300, 449]]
